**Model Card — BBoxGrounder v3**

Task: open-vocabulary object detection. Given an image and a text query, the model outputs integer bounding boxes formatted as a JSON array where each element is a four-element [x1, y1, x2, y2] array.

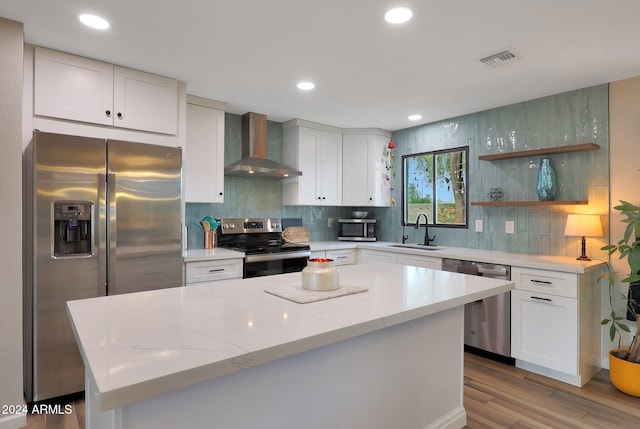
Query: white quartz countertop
[[186, 241, 603, 274], [310, 241, 603, 274], [363, 243, 603, 274], [67, 263, 513, 411], [183, 247, 244, 262]]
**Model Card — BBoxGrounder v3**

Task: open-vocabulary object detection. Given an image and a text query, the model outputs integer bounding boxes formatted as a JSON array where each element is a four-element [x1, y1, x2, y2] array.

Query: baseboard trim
[[0, 412, 27, 429]]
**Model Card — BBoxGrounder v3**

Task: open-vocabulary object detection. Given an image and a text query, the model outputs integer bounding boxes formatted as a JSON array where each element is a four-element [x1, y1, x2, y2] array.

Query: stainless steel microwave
[[337, 219, 376, 241]]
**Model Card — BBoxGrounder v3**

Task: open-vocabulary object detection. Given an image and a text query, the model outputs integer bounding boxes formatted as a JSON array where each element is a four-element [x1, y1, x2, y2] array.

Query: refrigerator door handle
[[98, 173, 108, 296], [107, 172, 117, 295]]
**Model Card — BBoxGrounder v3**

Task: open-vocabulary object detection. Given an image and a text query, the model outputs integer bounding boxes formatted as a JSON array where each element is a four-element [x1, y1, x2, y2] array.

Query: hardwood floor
[[24, 353, 638, 429], [464, 353, 640, 428]]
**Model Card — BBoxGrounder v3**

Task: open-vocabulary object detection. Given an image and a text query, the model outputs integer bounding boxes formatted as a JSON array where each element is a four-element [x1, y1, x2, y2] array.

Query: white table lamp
[[564, 214, 603, 261]]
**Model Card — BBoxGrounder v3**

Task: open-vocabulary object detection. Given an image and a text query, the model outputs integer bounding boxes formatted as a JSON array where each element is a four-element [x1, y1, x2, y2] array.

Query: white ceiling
[[3, 0, 640, 131]]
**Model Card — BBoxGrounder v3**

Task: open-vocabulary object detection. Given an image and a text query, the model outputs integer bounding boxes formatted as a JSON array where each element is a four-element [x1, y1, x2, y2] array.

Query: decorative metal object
[[488, 187, 504, 202]]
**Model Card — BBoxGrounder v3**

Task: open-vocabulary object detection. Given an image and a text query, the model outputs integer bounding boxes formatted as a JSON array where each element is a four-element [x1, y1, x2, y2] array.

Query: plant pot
[[609, 350, 640, 397]]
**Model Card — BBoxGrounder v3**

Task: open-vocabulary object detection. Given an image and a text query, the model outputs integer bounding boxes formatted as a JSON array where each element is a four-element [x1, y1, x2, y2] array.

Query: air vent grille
[[479, 50, 518, 68]]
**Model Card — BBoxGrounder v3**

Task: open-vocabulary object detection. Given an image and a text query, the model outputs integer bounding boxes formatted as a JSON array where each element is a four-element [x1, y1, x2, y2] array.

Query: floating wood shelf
[[471, 201, 588, 207], [478, 143, 599, 161]]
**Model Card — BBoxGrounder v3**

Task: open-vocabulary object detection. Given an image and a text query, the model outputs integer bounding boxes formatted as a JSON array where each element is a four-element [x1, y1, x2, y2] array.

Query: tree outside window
[[402, 147, 468, 227]]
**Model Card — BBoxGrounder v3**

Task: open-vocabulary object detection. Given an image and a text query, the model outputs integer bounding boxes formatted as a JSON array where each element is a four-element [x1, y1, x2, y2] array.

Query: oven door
[[243, 251, 311, 278]]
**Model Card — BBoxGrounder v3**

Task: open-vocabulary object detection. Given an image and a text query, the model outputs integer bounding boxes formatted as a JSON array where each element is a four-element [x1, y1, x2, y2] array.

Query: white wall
[[607, 77, 640, 357], [0, 17, 26, 429]]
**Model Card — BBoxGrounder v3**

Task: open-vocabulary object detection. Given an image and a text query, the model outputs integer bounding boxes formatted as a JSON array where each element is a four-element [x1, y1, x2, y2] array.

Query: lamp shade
[[564, 214, 603, 237]]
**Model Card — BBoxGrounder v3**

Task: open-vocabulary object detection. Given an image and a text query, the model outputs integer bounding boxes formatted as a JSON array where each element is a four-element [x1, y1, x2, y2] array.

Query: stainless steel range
[[217, 218, 311, 278]]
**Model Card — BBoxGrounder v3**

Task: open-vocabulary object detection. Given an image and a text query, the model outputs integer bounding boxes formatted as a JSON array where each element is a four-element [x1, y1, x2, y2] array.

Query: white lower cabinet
[[357, 249, 397, 264], [510, 266, 601, 386], [511, 289, 577, 374], [396, 254, 442, 270], [326, 249, 356, 266], [310, 249, 356, 266], [185, 259, 243, 284]]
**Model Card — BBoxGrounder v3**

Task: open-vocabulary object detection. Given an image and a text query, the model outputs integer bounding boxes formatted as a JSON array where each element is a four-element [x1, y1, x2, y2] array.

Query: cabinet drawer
[[357, 249, 397, 264], [397, 254, 442, 270], [512, 267, 577, 298], [326, 249, 356, 266], [185, 259, 243, 284]]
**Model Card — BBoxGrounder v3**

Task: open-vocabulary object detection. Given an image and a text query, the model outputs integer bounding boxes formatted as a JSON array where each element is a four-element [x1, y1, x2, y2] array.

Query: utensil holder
[[204, 231, 214, 249]]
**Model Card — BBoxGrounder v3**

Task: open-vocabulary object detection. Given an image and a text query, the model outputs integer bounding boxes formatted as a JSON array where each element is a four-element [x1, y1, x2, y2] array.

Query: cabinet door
[[342, 134, 369, 206], [184, 104, 225, 203], [34, 47, 114, 126], [511, 289, 578, 374], [342, 134, 390, 207], [397, 254, 442, 270], [367, 135, 391, 206], [113, 66, 178, 135], [310, 251, 326, 260], [292, 127, 320, 204], [317, 131, 342, 205], [326, 249, 356, 266], [357, 249, 397, 264]]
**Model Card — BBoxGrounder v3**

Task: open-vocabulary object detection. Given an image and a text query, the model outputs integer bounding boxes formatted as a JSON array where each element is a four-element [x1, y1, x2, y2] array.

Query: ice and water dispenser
[[53, 201, 93, 257]]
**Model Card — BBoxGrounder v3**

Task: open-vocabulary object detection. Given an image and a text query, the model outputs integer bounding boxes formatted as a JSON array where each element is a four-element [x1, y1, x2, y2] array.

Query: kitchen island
[[67, 263, 513, 429]]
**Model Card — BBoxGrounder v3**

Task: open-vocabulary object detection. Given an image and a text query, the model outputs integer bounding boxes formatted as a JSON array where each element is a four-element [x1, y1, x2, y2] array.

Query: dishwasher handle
[[477, 265, 509, 278]]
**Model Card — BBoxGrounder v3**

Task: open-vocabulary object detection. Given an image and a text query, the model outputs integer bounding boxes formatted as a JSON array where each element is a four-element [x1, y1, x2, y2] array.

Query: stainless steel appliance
[[25, 131, 183, 402], [217, 218, 311, 278], [337, 218, 377, 241], [442, 258, 512, 359], [224, 112, 302, 179]]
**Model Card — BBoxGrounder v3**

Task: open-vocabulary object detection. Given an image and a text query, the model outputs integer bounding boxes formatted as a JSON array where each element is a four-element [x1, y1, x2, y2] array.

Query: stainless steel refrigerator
[[25, 131, 183, 402]]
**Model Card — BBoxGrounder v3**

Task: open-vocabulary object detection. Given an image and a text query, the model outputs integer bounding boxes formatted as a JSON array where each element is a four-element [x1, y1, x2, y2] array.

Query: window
[[402, 146, 468, 227]]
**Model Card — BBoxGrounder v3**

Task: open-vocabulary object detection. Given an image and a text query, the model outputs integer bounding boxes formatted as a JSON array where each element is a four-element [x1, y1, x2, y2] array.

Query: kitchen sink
[[389, 244, 444, 251]]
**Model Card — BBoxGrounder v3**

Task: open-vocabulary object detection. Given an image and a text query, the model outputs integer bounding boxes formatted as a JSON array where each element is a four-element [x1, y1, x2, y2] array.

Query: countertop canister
[[302, 258, 340, 291]]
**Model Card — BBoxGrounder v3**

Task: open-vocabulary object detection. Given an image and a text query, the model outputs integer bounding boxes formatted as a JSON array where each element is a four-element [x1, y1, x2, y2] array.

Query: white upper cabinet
[[113, 67, 178, 135], [184, 101, 225, 203], [34, 47, 178, 135], [34, 47, 114, 126], [282, 119, 343, 206], [342, 130, 391, 207]]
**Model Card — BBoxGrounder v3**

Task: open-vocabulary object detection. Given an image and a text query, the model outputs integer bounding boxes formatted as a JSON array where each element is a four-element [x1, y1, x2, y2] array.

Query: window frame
[[401, 146, 469, 228]]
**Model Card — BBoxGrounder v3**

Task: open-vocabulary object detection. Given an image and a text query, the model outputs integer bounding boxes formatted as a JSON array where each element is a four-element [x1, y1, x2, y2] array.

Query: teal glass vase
[[536, 158, 557, 201]]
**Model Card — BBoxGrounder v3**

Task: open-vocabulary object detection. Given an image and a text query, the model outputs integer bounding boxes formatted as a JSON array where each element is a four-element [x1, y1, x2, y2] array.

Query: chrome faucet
[[415, 212, 436, 246]]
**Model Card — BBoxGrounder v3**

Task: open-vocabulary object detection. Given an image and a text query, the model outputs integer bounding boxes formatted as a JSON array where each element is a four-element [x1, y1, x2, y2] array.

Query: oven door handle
[[245, 251, 311, 263]]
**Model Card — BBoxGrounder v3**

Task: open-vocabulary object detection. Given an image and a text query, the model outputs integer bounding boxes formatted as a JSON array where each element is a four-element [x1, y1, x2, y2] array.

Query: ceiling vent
[[479, 49, 518, 68]]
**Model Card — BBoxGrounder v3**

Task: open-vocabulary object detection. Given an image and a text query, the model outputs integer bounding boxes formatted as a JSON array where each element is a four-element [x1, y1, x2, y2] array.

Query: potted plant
[[601, 200, 640, 396]]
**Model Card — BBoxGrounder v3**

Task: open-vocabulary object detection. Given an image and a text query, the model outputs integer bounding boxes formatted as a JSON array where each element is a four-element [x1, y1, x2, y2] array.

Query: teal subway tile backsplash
[[389, 84, 609, 257], [187, 85, 609, 258]]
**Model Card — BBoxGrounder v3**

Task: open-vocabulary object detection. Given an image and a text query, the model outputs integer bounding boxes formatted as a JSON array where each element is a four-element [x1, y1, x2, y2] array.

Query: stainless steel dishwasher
[[442, 258, 512, 359]]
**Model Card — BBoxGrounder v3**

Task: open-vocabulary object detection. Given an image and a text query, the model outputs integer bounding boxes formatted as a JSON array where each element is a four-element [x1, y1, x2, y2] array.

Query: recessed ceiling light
[[79, 14, 110, 30], [408, 114, 422, 121], [297, 81, 315, 91], [385, 7, 413, 24]]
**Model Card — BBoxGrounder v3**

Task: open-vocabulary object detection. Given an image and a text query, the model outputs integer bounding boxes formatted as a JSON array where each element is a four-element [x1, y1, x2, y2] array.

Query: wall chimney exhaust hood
[[224, 112, 302, 179]]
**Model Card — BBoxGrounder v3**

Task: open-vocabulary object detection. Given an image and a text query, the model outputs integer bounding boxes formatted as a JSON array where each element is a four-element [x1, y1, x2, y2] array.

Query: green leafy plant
[[601, 200, 640, 362]]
